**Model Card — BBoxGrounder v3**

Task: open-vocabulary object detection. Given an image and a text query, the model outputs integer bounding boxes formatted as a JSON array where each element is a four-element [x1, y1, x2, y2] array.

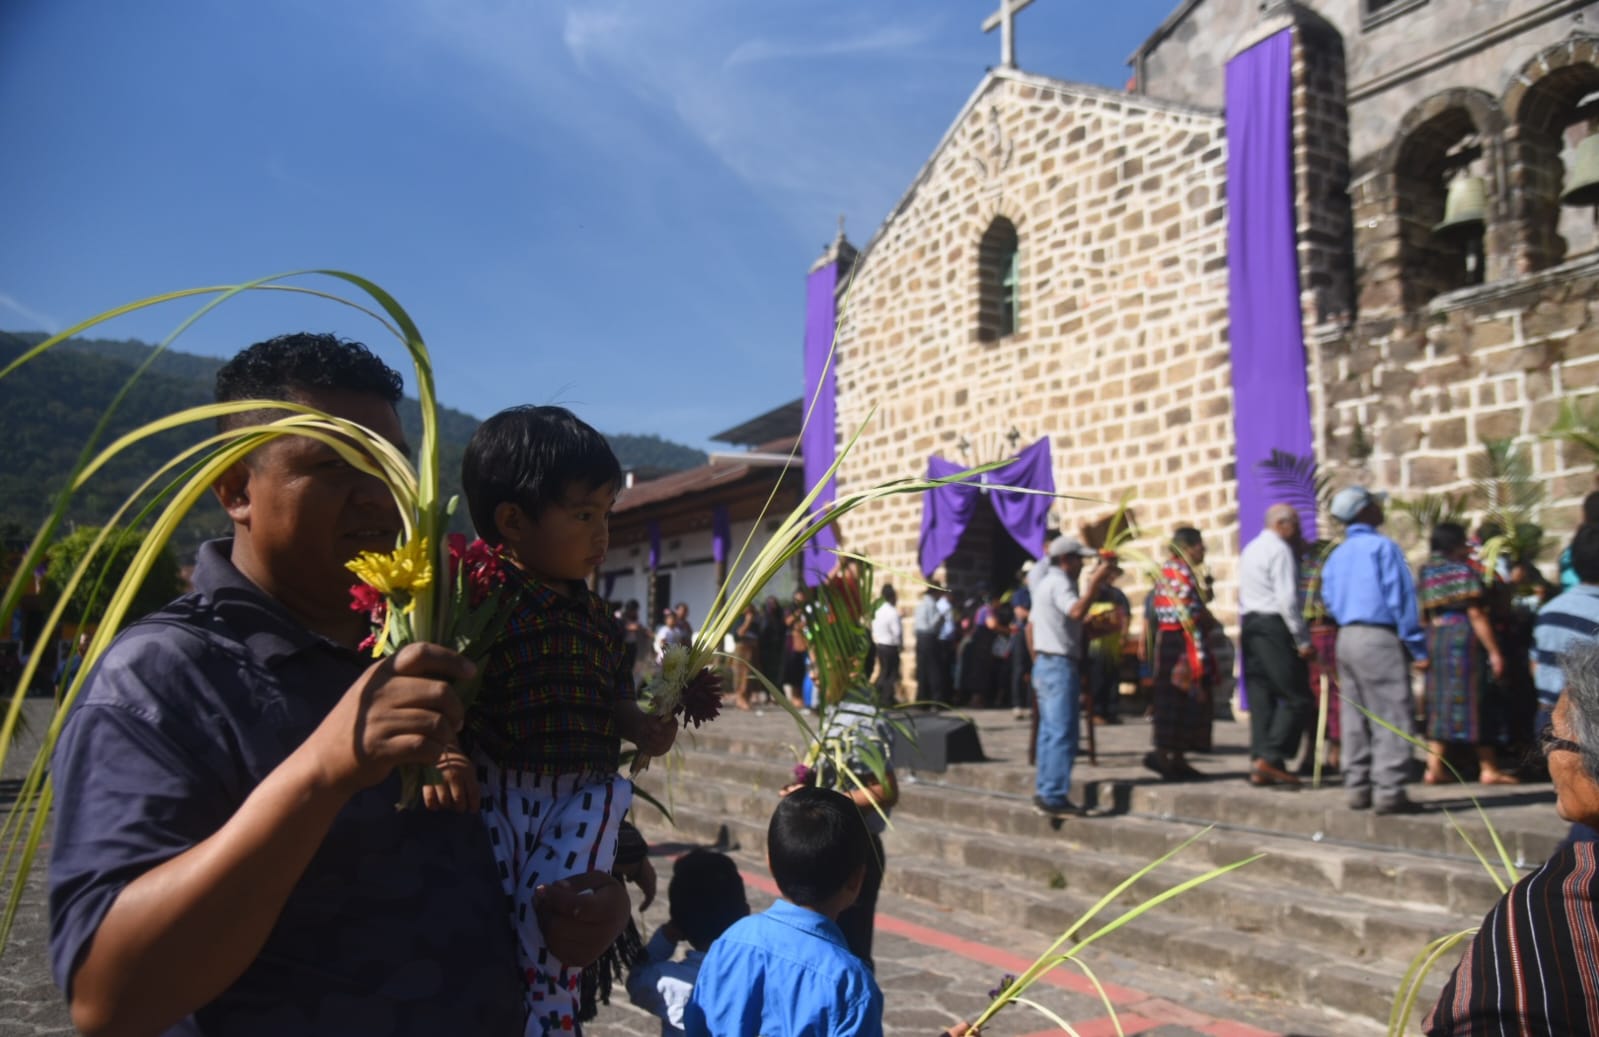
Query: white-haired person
[[1426, 639, 1599, 1032]]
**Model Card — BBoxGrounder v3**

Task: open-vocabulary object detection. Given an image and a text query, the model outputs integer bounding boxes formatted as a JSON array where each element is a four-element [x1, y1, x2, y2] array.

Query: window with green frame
[[978, 216, 1019, 342]]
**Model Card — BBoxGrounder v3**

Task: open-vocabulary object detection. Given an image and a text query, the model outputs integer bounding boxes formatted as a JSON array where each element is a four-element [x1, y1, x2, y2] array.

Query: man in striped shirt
[[1534, 525, 1599, 728]]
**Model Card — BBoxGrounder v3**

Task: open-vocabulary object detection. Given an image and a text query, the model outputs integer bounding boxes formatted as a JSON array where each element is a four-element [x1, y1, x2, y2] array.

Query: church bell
[[1561, 135, 1599, 208], [1433, 175, 1486, 237]]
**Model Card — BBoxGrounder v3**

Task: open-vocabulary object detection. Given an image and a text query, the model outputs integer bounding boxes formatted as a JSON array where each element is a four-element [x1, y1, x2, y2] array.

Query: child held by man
[[431, 404, 677, 1036]]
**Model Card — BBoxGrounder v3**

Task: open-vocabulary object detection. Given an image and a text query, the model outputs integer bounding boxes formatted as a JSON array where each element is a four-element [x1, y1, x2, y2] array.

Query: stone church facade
[[821, 0, 1599, 694]]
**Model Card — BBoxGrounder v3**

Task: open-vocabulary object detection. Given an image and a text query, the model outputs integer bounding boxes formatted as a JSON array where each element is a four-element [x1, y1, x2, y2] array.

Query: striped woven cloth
[[1427, 841, 1599, 1034]]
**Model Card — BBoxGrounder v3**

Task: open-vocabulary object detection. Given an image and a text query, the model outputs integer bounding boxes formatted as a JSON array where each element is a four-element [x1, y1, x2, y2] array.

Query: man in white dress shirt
[[1238, 504, 1316, 787], [871, 584, 904, 706]]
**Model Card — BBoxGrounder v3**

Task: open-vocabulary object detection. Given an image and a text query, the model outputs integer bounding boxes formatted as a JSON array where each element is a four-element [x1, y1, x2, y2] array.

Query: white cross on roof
[[981, 0, 1037, 69]]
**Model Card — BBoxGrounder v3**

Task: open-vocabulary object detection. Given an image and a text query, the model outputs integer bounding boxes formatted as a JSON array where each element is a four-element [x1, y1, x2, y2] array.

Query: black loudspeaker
[[888, 711, 986, 772]]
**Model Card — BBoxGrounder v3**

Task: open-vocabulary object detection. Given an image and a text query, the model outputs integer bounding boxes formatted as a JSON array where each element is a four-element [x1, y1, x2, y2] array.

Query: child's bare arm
[[420, 743, 479, 813], [616, 698, 678, 757]]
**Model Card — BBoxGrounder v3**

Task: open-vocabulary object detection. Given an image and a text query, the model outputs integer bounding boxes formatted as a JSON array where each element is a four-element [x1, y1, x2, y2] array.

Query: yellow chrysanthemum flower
[[346, 536, 433, 599]]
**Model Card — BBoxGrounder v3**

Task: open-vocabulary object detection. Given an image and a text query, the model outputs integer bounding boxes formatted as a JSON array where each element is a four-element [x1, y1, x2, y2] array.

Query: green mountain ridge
[[0, 331, 707, 558]]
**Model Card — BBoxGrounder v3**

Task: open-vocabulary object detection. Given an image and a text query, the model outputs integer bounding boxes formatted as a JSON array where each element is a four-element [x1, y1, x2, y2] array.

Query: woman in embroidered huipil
[[1418, 522, 1516, 785], [1146, 527, 1217, 780]]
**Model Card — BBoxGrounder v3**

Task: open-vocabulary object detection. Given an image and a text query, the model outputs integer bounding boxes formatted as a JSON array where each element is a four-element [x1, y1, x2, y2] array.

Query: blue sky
[[2, 0, 1178, 451]]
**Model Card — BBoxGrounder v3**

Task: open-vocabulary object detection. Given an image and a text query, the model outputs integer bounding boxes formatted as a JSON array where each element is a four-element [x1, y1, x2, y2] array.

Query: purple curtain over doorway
[[1226, 30, 1318, 710], [918, 437, 1054, 578], [800, 260, 842, 583], [647, 520, 661, 571]]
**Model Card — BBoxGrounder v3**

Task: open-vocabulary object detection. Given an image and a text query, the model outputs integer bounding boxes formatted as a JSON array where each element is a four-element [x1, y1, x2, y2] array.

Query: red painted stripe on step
[[1015, 1014, 1162, 1037], [734, 868, 1281, 1036]]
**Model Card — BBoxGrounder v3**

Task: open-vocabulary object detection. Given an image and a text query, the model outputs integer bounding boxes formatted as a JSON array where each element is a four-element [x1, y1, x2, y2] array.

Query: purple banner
[[647, 520, 661, 571], [1225, 30, 1317, 549], [1226, 30, 1318, 710], [711, 504, 731, 565], [918, 437, 1055, 578], [800, 259, 841, 582]]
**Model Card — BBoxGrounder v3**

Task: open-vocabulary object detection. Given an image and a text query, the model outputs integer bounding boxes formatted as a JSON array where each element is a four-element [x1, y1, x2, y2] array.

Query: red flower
[[349, 583, 384, 614], [676, 667, 722, 728]]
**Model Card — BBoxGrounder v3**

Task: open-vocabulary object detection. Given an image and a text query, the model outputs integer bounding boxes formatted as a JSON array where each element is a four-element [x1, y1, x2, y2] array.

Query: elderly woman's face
[[1550, 696, 1599, 827]]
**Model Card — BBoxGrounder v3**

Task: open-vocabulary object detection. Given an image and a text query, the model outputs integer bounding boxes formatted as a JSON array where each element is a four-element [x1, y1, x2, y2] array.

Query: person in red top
[[1146, 527, 1217, 780]]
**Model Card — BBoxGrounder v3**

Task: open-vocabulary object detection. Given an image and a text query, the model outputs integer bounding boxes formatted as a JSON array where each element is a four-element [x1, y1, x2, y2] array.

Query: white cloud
[[724, 21, 936, 68], [0, 292, 59, 333]]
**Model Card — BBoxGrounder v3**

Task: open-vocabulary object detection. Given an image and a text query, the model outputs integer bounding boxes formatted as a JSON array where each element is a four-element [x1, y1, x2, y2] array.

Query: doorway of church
[[942, 498, 1036, 602], [941, 499, 1037, 709]]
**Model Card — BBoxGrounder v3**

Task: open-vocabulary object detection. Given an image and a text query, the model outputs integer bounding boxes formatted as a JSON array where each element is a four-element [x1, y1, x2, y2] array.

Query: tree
[[45, 526, 182, 631]]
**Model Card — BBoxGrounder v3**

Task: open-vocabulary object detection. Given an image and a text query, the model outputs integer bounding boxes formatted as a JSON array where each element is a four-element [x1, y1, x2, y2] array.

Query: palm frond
[[1390, 493, 1472, 536], [1545, 396, 1599, 463], [1258, 449, 1332, 513]]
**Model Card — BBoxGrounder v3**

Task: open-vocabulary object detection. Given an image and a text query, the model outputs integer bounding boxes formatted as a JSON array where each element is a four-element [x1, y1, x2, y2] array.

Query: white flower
[[640, 644, 693, 715], [660, 644, 692, 688]]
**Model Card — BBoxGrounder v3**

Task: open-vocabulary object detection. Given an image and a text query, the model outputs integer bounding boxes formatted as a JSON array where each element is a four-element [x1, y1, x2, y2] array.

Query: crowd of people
[[35, 331, 1599, 1034]]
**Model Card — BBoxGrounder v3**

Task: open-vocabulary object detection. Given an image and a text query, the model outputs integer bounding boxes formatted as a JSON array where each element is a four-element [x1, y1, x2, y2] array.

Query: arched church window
[[977, 217, 1019, 343], [1393, 108, 1488, 306], [1509, 57, 1599, 273]]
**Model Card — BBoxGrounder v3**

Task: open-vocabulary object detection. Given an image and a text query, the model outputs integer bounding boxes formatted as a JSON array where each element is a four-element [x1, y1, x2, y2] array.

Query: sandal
[[1481, 771, 1521, 786]]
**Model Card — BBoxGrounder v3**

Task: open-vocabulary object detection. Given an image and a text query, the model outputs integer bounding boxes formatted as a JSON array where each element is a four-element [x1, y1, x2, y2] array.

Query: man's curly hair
[[214, 332, 403, 433]]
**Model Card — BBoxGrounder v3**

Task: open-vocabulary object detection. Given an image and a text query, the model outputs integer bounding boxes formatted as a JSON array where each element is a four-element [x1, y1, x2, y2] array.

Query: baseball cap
[[1329, 485, 1386, 523], [1047, 535, 1097, 559]]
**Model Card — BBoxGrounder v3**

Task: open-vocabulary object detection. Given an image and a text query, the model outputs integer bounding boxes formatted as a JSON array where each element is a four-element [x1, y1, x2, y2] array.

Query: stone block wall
[[827, 72, 1234, 695], [1311, 257, 1599, 553]]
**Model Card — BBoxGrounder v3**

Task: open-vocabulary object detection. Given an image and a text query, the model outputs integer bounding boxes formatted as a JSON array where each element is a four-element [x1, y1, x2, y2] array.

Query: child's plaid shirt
[[467, 566, 633, 775]]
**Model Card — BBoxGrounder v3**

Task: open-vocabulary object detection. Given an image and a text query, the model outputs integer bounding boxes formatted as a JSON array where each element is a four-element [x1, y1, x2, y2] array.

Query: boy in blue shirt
[[684, 787, 884, 1037]]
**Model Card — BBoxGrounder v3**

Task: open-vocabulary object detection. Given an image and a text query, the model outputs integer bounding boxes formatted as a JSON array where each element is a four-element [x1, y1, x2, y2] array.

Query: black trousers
[[874, 644, 901, 705], [836, 831, 884, 971], [1242, 613, 1312, 768]]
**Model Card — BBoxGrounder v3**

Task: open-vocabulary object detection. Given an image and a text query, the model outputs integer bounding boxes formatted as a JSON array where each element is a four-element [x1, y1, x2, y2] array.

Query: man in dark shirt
[[48, 333, 521, 1036]]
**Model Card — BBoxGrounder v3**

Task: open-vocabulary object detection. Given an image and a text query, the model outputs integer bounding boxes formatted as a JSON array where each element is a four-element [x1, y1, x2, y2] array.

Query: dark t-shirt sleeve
[[48, 629, 238, 997]]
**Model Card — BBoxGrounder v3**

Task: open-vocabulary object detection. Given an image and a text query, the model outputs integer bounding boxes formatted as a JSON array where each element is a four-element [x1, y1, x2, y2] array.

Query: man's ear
[[213, 462, 252, 525], [494, 501, 529, 544]]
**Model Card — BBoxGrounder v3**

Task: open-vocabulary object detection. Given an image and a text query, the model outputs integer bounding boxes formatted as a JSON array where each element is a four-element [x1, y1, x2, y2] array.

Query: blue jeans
[[1033, 653, 1081, 803]]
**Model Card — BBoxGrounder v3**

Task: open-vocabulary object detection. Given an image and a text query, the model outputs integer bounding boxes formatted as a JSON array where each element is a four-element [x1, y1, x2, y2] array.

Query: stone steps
[[632, 795, 1439, 1031], [633, 713, 1552, 1029]]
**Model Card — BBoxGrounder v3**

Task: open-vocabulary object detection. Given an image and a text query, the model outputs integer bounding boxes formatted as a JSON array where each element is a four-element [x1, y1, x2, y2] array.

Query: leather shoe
[[1374, 796, 1422, 816], [1252, 758, 1302, 787], [1033, 795, 1083, 819]]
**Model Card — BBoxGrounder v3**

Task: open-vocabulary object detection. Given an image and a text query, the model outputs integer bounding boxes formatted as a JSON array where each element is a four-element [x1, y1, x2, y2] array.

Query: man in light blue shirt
[[685, 787, 883, 1037], [1320, 486, 1427, 815]]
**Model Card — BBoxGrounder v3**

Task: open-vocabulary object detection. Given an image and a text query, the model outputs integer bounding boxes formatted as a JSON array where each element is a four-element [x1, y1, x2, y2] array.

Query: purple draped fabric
[[1226, 31, 1318, 710], [711, 504, 731, 565], [918, 437, 1055, 578], [1226, 30, 1318, 547], [647, 520, 661, 571], [800, 260, 842, 581]]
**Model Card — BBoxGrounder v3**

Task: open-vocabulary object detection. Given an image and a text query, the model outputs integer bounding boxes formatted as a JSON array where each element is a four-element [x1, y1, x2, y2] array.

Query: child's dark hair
[[767, 786, 868, 908], [461, 405, 621, 545], [668, 850, 749, 951], [214, 332, 403, 433]]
